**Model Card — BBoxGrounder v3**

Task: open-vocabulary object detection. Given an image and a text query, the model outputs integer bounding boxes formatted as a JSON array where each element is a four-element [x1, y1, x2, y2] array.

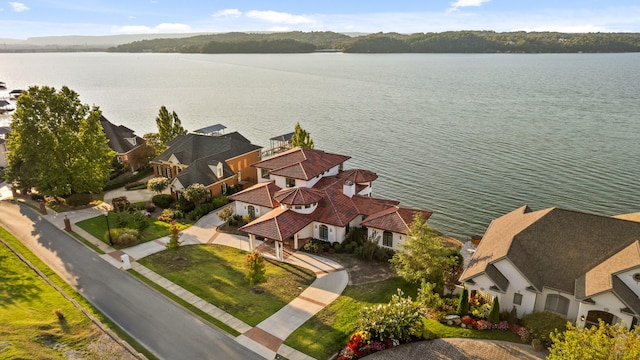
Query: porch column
[[275, 241, 283, 261], [294, 233, 299, 250], [248, 234, 255, 251]]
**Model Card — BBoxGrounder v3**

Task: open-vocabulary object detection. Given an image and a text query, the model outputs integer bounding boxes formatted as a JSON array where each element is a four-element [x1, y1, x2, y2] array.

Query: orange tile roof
[[252, 147, 351, 180], [240, 207, 315, 241], [227, 181, 281, 208], [273, 187, 324, 206], [361, 207, 433, 234]]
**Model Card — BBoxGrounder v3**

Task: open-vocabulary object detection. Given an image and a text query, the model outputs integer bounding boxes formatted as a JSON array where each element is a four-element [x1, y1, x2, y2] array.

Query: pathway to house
[[35, 187, 349, 360]]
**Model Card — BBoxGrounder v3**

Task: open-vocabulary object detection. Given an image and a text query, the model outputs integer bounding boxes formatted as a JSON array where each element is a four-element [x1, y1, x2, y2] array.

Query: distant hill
[[3, 31, 640, 53], [0, 33, 214, 51]]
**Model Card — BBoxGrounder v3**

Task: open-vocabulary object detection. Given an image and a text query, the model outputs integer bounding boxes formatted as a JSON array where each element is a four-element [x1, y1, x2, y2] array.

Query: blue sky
[[1, 0, 639, 39]]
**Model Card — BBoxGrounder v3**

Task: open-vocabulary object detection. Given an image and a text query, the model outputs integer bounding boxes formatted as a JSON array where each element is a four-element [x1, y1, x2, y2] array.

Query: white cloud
[[450, 0, 491, 8], [9, 2, 29, 12], [113, 23, 191, 34], [246, 10, 315, 25], [213, 9, 242, 18]]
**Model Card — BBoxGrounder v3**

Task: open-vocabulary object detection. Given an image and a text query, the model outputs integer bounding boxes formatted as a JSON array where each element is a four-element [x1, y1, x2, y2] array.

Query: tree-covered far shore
[[108, 30, 640, 54]]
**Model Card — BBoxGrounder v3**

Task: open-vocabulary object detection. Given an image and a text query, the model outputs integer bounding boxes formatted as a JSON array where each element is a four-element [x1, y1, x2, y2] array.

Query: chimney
[[343, 180, 355, 198]]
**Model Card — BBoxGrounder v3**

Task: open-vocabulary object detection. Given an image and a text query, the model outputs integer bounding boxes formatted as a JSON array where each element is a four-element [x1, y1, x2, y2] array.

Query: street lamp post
[[104, 211, 113, 246]]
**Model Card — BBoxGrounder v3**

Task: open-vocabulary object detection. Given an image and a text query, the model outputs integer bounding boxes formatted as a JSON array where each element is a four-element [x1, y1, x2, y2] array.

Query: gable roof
[[152, 132, 261, 165], [576, 241, 640, 299], [228, 181, 281, 208], [100, 116, 144, 154], [173, 155, 234, 188], [460, 206, 640, 294], [361, 206, 433, 234], [252, 147, 351, 181], [240, 207, 315, 241]]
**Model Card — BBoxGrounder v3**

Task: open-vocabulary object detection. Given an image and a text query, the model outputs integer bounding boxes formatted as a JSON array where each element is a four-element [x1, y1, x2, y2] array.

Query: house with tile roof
[[100, 116, 147, 171], [0, 126, 11, 168], [150, 131, 262, 199], [459, 205, 640, 329], [228, 146, 432, 259]]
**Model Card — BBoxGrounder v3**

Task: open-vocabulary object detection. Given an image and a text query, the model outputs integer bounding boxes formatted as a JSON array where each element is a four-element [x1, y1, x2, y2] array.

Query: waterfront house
[[459, 205, 640, 329], [150, 130, 261, 199], [229, 146, 432, 259], [100, 117, 147, 171]]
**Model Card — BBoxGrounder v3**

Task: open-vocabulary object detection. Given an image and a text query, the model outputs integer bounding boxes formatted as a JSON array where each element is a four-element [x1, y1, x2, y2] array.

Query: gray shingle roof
[[100, 116, 143, 154], [153, 132, 261, 165]]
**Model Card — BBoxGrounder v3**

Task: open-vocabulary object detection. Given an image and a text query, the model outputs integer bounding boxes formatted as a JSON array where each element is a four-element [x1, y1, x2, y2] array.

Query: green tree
[[549, 320, 640, 359], [6, 85, 115, 197], [390, 213, 458, 286], [147, 177, 169, 194], [143, 132, 165, 156], [218, 207, 234, 223], [488, 296, 500, 324], [183, 183, 208, 205], [155, 105, 187, 146], [165, 221, 183, 251], [245, 250, 266, 286], [291, 122, 314, 149], [457, 287, 469, 317]]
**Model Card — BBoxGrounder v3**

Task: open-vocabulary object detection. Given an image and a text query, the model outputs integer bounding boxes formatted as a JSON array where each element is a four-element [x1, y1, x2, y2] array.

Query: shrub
[[332, 242, 342, 253], [457, 287, 469, 316], [354, 240, 379, 261], [521, 311, 568, 346], [507, 306, 519, 324], [158, 208, 183, 222], [174, 196, 195, 213], [65, 193, 93, 207], [417, 282, 445, 319], [111, 211, 151, 233], [183, 183, 208, 205], [344, 242, 357, 254], [113, 229, 140, 247], [211, 195, 229, 209], [30, 193, 45, 202], [104, 167, 153, 191], [343, 227, 368, 246], [218, 207, 234, 223], [152, 194, 173, 209], [146, 177, 168, 194], [165, 221, 182, 250], [357, 289, 424, 341], [488, 297, 500, 324], [374, 247, 389, 261], [302, 240, 322, 254], [242, 214, 254, 224], [187, 202, 216, 221], [125, 181, 148, 190]]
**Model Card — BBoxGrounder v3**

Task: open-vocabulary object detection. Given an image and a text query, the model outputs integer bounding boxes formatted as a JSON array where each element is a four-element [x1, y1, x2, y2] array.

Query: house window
[[383, 231, 393, 247], [544, 294, 570, 316], [221, 183, 228, 194], [286, 178, 295, 188], [319, 225, 328, 241], [237, 170, 242, 182], [248, 205, 255, 218], [513, 293, 523, 306], [261, 169, 269, 179], [166, 167, 172, 179], [156, 165, 162, 176]]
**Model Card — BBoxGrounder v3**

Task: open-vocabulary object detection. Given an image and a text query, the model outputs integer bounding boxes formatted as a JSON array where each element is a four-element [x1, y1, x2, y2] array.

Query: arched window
[[383, 231, 393, 247], [248, 205, 256, 218], [544, 294, 570, 316], [319, 225, 328, 241]]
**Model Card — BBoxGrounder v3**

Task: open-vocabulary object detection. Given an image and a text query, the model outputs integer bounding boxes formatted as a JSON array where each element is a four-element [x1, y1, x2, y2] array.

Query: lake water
[[1, 52, 639, 240]]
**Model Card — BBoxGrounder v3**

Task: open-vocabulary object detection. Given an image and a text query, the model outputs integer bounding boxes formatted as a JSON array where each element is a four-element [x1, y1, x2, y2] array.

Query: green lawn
[[284, 277, 522, 360], [138, 244, 317, 326], [0, 226, 156, 359], [76, 213, 190, 247]]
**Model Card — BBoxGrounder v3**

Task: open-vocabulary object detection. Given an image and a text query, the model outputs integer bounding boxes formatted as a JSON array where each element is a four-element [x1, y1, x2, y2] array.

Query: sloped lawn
[[138, 244, 316, 326]]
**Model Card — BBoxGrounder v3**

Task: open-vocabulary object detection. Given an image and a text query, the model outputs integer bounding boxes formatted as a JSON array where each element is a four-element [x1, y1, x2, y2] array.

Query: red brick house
[[150, 131, 261, 199], [100, 117, 148, 171]]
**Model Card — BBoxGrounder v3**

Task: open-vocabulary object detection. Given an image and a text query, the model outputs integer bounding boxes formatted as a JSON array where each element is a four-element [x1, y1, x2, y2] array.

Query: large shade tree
[[6, 85, 115, 196], [155, 105, 187, 145], [390, 213, 459, 286]]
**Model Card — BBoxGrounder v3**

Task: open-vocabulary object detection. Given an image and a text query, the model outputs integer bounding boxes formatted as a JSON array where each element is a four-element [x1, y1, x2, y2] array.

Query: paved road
[[0, 201, 263, 360]]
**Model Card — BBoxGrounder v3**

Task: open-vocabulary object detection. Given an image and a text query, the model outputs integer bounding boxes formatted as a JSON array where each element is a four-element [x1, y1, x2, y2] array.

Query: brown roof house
[[100, 117, 147, 171], [150, 131, 262, 199], [228, 146, 432, 260], [459, 205, 640, 329]]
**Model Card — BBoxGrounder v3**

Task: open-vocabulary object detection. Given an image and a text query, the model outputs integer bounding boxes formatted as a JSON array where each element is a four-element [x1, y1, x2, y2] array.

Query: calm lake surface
[[1, 52, 639, 240]]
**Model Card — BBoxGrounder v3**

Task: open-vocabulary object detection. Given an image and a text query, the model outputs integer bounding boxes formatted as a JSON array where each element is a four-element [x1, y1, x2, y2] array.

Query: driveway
[[0, 201, 262, 360], [363, 338, 546, 360]]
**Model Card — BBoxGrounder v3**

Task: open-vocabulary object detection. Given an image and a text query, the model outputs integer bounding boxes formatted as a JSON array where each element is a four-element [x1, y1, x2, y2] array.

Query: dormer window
[[216, 162, 224, 178], [261, 168, 269, 179]]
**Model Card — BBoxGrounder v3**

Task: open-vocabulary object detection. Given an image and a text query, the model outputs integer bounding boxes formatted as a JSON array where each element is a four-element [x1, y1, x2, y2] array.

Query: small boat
[[0, 81, 6, 90], [9, 89, 23, 100], [0, 99, 14, 114]]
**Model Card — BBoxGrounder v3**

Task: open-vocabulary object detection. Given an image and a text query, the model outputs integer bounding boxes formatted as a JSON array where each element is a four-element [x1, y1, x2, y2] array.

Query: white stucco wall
[[233, 201, 272, 218], [368, 228, 406, 251], [576, 292, 634, 329], [617, 268, 640, 297], [313, 222, 345, 243], [289, 203, 318, 214], [492, 259, 537, 318]]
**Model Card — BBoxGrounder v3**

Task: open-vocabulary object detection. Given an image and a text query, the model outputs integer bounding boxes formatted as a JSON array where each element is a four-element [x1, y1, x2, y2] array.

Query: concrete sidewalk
[[22, 192, 348, 360]]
